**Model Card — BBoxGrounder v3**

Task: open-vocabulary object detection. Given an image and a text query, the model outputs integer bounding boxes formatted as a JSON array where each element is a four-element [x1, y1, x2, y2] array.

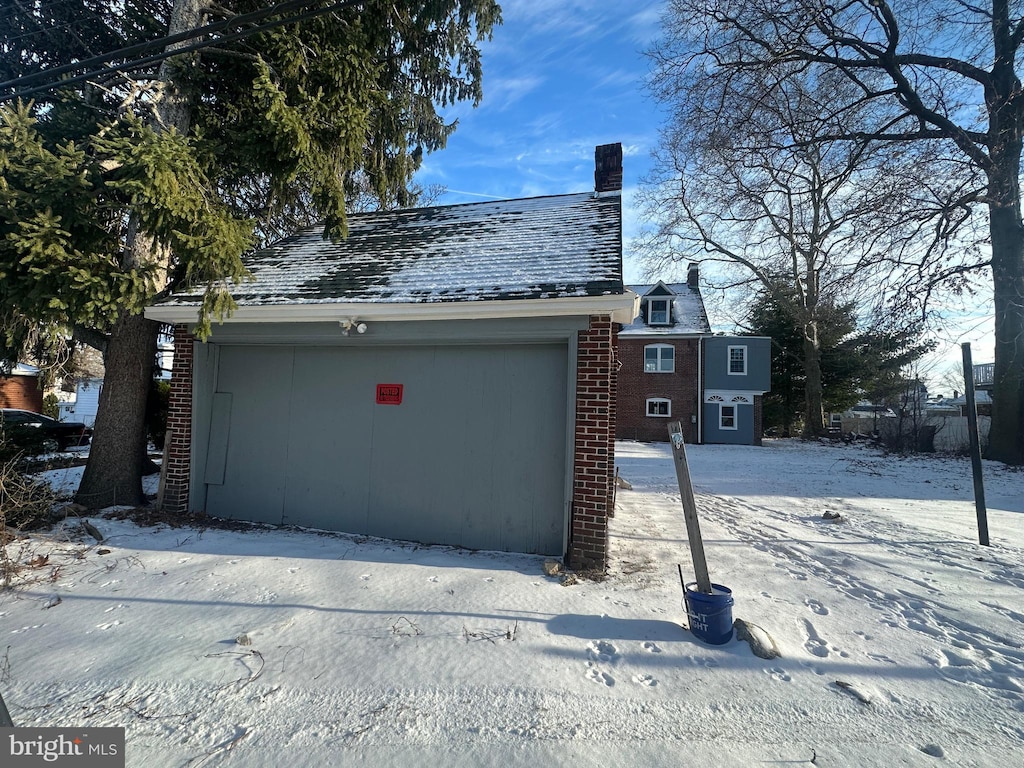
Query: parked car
[[0, 408, 92, 452]]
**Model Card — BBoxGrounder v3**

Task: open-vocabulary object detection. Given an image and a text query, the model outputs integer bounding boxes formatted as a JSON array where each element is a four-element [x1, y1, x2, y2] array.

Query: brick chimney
[[687, 262, 699, 287], [594, 143, 622, 193]]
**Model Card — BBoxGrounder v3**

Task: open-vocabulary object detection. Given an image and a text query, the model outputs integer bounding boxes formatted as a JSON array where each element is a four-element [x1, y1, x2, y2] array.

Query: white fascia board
[[145, 291, 640, 326], [619, 331, 711, 338]]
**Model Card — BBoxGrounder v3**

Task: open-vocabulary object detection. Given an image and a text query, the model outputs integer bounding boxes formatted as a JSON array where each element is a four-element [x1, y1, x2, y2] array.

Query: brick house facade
[[617, 336, 702, 443], [616, 273, 770, 445]]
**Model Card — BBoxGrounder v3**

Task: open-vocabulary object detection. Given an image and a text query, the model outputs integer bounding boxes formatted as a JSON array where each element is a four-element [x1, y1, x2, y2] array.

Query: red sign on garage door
[[376, 383, 404, 405]]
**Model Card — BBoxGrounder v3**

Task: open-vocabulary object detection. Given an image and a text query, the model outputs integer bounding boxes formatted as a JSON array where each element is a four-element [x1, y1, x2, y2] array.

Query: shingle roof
[[159, 192, 624, 308], [619, 282, 710, 335]]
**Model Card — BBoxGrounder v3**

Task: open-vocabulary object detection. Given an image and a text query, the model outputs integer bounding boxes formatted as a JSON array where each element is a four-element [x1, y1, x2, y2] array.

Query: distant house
[[973, 362, 994, 390], [145, 144, 638, 571], [58, 377, 103, 427], [0, 363, 44, 412], [615, 269, 771, 445]]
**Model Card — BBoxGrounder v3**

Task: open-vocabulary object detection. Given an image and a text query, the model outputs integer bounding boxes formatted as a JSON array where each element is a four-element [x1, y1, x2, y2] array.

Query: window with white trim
[[644, 344, 675, 373], [646, 398, 671, 417], [647, 298, 670, 326], [728, 345, 747, 375], [719, 404, 737, 429]]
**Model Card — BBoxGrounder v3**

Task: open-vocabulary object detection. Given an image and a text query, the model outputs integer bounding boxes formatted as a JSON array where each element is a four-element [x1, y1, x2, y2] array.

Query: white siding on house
[[64, 378, 103, 427]]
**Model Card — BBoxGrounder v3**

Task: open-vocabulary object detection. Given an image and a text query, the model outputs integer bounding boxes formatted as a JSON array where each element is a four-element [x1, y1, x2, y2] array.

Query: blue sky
[[415, 0, 664, 285], [414, 0, 994, 386]]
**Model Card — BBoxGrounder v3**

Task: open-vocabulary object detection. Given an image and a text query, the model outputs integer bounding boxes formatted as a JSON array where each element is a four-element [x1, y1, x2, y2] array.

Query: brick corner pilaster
[[568, 315, 617, 572], [161, 324, 194, 515]]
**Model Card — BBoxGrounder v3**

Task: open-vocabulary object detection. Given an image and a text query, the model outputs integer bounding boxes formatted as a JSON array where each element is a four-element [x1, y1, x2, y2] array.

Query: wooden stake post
[[668, 421, 713, 594]]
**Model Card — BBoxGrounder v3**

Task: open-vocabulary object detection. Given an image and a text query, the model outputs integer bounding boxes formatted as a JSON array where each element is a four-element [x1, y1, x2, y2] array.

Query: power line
[[0, 0, 330, 90], [0, 0, 359, 101]]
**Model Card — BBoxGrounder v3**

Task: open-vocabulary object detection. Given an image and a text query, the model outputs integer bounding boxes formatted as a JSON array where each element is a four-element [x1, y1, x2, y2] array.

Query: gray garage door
[[203, 343, 569, 555]]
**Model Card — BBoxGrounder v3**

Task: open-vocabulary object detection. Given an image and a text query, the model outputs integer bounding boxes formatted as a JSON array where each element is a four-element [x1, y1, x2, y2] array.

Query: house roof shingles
[[619, 283, 710, 336], [160, 192, 624, 308]]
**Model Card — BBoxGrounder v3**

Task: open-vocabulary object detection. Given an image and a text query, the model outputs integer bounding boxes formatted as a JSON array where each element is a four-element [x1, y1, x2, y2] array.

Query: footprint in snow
[[805, 637, 830, 658], [483, 577, 494, 583], [584, 662, 614, 686], [586, 640, 617, 662], [428, 576, 439, 583], [765, 666, 792, 682], [688, 656, 719, 669], [641, 641, 661, 653], [805, 598, 830, 616], [800, 659, 826, 676], [359, 574, 370, 581], [632, 673, 657, 687]]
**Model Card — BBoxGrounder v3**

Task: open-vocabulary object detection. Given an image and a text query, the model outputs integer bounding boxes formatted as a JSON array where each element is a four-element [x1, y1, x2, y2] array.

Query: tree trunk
[[982, 22, 1024, 465], [987, 201, 1024, 465], [75, 313, 159, 508], [75, 0, 205, 507], [802, 323, 825, 438]]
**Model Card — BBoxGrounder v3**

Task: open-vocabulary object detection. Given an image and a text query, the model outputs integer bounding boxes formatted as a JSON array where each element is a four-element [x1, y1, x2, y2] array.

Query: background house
[[58, 377, 103, 427], [616, 268, 771, 445], [146, 144, 638, 571], [0, 363, 44, 412]]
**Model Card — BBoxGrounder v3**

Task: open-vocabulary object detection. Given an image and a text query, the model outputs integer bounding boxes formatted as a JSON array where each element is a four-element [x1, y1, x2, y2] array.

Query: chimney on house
[[594, 143, 623, 193], [687, 262, 699, 287]]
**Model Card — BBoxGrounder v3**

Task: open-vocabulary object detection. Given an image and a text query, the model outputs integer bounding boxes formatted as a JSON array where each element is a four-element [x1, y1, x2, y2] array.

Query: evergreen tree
[[746, 289, 934, 435], [1, 0, 501, 507]]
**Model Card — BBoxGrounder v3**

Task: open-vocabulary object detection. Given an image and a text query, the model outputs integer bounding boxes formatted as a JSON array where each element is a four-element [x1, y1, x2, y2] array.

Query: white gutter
[[145, 291, 640, 326]]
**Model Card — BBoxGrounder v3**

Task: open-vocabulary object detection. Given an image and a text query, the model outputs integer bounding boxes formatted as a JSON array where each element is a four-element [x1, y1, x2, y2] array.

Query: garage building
[[147, 145, 637, 570]]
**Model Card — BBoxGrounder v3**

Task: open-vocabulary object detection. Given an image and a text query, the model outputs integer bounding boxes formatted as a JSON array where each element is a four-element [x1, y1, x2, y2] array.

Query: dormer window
[[648, 298, 670, 326]]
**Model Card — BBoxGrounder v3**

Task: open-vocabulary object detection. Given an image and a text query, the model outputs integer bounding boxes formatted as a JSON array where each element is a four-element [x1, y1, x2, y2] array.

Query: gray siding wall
[[703, 336, 771, 392], [702, 402, 755, 444]]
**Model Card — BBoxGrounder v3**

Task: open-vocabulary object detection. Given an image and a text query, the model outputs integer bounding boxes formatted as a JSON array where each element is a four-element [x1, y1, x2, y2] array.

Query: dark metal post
[[961, 343, 990, 546], [668, 421, 713, 593]]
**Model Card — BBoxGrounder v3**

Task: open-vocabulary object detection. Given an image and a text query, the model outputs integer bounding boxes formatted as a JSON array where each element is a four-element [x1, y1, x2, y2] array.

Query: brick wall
[[0, 375, 44, 412], [569, 315, 616, 572], [615, 337, 700, 443], [161, 324, 194, 514]]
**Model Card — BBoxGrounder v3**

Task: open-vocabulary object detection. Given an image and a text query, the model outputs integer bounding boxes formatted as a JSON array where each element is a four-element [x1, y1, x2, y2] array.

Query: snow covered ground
[[2, 440, 1022, 767]]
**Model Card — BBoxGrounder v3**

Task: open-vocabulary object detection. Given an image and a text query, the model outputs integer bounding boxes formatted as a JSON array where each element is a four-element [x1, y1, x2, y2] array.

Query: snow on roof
[[158, 192, 624, 308], [2, 363, 40, 376], [953, 390, 992, 405], [618, 282, 710, 335]]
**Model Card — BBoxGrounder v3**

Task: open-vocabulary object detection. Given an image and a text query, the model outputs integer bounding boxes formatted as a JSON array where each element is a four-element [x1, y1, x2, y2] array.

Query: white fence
[[924, 415, 991, 452], [838, 414, 990, 453]]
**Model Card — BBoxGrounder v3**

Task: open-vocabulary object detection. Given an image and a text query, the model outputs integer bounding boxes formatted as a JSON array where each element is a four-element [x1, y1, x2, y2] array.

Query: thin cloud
[[483, 75, 546, 111]]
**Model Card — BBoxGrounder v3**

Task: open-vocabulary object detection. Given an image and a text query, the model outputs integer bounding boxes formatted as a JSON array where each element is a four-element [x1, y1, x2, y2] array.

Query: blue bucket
[[684, 583, 734, 645]]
